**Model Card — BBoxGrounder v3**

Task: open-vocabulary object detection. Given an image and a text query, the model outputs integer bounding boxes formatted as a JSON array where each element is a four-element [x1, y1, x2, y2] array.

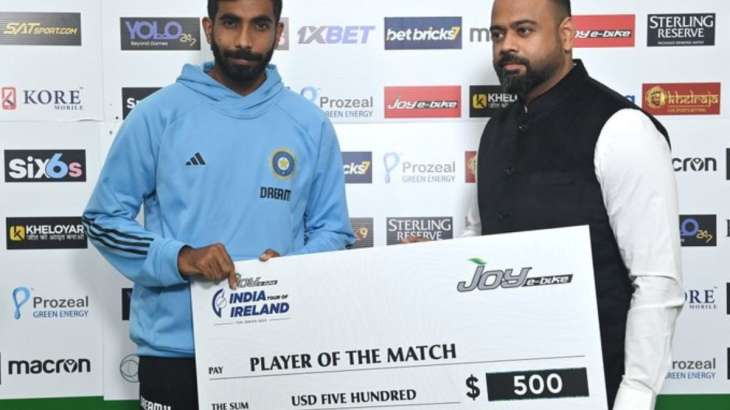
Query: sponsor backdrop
[[0, 0, 727, 408]]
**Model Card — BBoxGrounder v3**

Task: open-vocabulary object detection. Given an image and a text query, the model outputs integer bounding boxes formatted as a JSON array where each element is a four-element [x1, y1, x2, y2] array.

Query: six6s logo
[[297, 25, 376, 45], [4, 150, 86, 183]]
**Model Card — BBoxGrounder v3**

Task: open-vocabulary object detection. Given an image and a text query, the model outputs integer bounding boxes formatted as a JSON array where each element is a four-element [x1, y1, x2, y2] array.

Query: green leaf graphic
[[468, 258, 487, 265]]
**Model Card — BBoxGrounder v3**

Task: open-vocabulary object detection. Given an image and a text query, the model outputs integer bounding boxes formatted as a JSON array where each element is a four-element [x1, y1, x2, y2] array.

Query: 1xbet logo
[[4, 150, 86, 183], [297, 25, 375, 44]]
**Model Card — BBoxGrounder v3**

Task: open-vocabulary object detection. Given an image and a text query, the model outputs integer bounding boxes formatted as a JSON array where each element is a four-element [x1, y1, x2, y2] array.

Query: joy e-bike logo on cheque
[[212, 274, 288, 322], [457, 258, 573, 292]]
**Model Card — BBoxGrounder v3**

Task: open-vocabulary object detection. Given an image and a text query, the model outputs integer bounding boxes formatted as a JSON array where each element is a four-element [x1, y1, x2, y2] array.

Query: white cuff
[[612, 382, 656, 410]]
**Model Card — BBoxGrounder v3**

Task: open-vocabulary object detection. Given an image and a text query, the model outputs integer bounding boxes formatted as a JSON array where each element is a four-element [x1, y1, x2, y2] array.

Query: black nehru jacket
[[477, 60, 669, 407]]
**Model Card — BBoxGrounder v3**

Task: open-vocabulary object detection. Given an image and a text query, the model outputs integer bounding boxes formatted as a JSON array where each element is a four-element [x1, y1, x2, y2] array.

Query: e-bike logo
[[457, 258, 572, 292], [12, 287, 31, 320], [4, 150, 86, 183]]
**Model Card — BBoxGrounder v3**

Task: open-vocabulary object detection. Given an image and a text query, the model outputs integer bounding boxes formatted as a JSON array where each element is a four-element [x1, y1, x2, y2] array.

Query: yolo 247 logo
[[457, 258, 573, 292]]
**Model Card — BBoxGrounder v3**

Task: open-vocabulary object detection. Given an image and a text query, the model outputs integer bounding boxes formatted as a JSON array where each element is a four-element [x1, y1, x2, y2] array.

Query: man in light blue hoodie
[[83, 1, 354, 408]]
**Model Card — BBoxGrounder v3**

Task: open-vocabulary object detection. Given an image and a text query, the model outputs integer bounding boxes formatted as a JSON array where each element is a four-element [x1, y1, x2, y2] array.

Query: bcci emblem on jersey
[[271, 149, 296, 179]]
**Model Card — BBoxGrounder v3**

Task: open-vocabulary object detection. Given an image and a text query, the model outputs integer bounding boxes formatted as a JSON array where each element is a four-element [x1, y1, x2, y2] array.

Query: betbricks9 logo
[[122, 87, 160, 119], [385, 86, 461, 119], [572, 15, 635, 47], [7, 217, 86, 250], [469, 86, 516, 118], [4, 150, 86, 183], [386, 217, 453, 245], [679, 215, 716, 247], [384, 17, 462, 50], [350, 218, 374, 249], [465, 151, 477, 183], [643, 83, 721, 116], [120, 17, 200, 50], [0, 12, 81, 46], [342, 152, 372, 184], [648, 14, 715, 47]]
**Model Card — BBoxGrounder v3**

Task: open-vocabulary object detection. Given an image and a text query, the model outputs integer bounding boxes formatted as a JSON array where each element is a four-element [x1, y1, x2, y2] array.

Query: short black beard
[[211, 38, 275, 85], [494, 52, 561, 99]]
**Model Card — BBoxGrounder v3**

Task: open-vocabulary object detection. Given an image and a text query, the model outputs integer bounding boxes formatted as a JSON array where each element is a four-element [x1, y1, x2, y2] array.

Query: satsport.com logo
[[457, 258, 573, 292]]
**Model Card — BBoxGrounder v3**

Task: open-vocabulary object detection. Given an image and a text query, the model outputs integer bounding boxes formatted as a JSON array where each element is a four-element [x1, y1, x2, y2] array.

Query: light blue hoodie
[[83, 63, 354, 357]]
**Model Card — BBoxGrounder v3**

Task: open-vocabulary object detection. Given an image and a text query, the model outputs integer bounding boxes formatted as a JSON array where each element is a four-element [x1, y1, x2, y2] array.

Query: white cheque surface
[[191, 226, 607, 410]]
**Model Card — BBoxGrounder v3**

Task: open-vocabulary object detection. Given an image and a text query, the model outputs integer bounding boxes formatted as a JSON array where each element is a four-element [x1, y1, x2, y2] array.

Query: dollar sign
[[465, 374, 480, 400]]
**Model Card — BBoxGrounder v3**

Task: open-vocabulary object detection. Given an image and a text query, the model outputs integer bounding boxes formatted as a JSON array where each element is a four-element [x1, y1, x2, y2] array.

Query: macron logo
[[186, 153, 206, 166]]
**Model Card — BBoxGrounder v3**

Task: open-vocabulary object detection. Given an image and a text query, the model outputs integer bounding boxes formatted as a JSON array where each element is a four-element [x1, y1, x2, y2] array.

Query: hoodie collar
[[177, 62, 284, 119]]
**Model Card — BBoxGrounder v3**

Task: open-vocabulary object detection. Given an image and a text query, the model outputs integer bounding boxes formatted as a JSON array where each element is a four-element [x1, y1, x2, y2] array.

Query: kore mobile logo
[[457, 258, 572, 292]]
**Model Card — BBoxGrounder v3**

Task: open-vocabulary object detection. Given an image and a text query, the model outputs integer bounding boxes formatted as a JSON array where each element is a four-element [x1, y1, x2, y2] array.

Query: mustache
[[497, 53, 530, 68], [224, 48, 265, 62]]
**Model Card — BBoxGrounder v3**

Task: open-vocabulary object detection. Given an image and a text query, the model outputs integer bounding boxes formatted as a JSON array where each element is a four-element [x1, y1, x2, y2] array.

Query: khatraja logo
[[342, 152, 372, 184], [384, 86, 461, 119], [648, 14, 715, 47], [384, 17, 462, 50], [573, 15, 635, 47], [297, 25, 375, 44], [4, 150, 86, 183], [457, 258, 573, 292], [120, 18, 200, 50], [465, 151, 477, 183], [0, 12, 82, 46], [643, 83, 721, 116]]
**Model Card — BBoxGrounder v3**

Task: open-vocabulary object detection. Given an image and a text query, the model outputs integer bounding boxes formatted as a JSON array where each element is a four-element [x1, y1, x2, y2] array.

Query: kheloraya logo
[[643, 83, 721, 116], [384, 86, 461, 119], [573, 15, 635, 48]]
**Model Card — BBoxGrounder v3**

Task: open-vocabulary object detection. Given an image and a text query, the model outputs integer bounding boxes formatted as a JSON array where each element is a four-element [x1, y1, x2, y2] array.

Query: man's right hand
[[178, 244, 237, 289]]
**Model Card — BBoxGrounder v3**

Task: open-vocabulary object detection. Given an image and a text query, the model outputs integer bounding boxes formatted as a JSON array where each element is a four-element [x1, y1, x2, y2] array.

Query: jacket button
[[517, 123, 529, 133], [504, 167, 514, 176], [497, 212, 511, 221]]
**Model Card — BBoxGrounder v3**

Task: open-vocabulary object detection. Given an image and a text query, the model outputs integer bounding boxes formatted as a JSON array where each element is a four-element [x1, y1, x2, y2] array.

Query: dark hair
[[552, 0, 571, 19], [208, 0, 283, 22]]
